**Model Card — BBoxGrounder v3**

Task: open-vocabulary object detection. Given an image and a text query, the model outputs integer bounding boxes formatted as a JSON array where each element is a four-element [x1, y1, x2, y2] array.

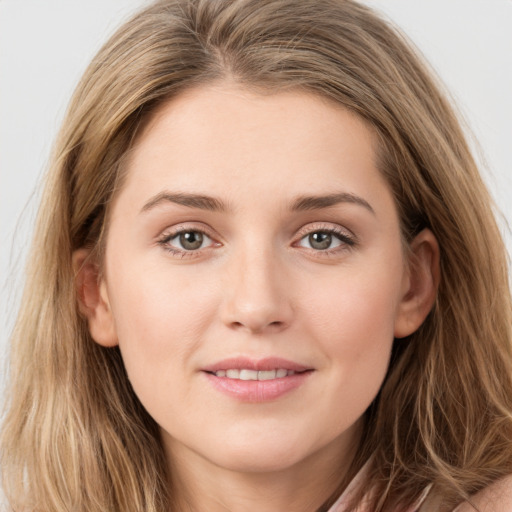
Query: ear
[[73, 248, 118, 347], [394, 228, 440, 339]]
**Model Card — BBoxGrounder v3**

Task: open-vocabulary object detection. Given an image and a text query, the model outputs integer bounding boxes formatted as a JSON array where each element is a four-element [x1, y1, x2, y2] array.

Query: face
[[83, 84, 435, 477]]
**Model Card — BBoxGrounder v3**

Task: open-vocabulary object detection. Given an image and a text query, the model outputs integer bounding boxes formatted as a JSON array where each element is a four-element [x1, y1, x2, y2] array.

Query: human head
[[2, 0, 511, 510]]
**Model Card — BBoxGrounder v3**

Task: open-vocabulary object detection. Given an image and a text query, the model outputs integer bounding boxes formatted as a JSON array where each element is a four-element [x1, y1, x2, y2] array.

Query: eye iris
[[309, 232, 332, 250], [179, 231, 203, 250]]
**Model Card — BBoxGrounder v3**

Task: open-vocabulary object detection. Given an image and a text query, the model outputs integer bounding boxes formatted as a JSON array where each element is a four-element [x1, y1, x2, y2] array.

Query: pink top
[[327, 460, 430, 512], [327, 460, 512, 512]]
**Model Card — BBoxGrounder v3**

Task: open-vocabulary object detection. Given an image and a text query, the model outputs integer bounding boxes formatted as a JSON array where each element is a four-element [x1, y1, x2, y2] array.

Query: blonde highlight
[[2, 1, 512, 511]]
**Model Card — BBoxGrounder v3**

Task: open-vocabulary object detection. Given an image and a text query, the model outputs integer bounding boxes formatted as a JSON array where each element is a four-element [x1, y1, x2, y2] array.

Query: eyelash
[[293, 224, 357, 255], [156, 223, 357, 259], [157, 225, 219, 259]]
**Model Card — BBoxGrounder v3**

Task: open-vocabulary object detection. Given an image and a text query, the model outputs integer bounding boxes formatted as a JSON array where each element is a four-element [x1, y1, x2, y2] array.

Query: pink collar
[[327, 460, 431, 512]]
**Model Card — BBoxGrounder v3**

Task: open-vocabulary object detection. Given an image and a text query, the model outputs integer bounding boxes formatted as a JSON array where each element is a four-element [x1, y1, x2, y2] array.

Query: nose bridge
[[221, 237, 292, 334]]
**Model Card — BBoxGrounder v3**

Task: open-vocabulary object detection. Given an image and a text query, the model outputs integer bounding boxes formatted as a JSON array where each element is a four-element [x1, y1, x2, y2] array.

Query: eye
[[296, 228, 356, 252], [174, 231, 208, 250], [158, 229, 215, 253]]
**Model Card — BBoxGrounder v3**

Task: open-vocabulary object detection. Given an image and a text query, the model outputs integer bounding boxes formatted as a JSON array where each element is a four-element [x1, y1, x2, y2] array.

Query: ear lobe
[[73, 248, 118, 347], [394, 229, 440, 339]]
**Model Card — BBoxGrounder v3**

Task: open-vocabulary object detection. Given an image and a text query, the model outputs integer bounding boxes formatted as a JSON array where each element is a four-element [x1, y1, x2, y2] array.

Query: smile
[[202, 358, 313, 402], [212, 369, 296, 380]]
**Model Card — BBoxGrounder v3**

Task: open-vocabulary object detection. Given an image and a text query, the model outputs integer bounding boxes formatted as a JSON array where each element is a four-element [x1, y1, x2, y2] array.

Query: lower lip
[[203, 371, 312, 402]]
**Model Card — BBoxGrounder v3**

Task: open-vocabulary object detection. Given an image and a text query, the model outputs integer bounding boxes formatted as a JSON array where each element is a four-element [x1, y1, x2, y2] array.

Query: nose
[[220, 245, 293, 335]]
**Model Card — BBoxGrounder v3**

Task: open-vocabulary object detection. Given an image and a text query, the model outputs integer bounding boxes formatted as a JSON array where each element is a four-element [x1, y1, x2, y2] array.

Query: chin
[[209, 449, 306, 474], [199, 430, 323, 474]]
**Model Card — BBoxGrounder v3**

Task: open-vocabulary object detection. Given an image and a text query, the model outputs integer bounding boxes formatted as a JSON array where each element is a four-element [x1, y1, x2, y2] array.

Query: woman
[[1, 1, 511, 511]]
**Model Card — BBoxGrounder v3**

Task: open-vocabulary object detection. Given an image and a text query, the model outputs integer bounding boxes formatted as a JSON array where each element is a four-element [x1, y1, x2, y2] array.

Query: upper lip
[[202, 357, 312, 373]]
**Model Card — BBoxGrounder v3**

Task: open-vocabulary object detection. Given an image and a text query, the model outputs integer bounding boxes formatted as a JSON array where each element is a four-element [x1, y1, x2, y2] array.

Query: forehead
[[113, 83, 394, 219]]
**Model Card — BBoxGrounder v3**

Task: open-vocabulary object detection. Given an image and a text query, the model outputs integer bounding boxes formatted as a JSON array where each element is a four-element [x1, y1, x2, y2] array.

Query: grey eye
[[179, 231, 203, 250], [167, 231, 211, 251], [298, 231, 345, 251], [308, 232, 333, 250]]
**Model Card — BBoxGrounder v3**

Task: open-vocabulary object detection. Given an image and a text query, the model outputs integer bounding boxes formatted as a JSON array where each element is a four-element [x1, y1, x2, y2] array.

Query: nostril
[[228, 319, 286, 334]]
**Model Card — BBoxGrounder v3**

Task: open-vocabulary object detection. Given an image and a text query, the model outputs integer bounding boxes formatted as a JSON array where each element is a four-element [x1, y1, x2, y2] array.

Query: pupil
[[309, 232, 332, 250], [180, 231, 203, 250]]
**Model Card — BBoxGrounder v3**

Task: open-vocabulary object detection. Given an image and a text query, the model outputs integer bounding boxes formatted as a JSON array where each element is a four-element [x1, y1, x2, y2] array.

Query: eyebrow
[[291, 192, 375, 214], [140, 190, 374, 215], [140, 192, 228, 213]]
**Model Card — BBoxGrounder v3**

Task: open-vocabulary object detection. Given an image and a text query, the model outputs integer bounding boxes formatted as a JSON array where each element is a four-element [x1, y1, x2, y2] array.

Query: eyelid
[[292, 222, 357, 252], [156, 223, 221, 256], [155, 221, 357, 258], [294, 222, 356, 241]]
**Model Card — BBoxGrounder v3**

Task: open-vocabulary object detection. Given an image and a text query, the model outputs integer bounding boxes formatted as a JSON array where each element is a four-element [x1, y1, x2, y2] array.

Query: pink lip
[[202, 357, 311, 373], [202, 357, 313, 402]]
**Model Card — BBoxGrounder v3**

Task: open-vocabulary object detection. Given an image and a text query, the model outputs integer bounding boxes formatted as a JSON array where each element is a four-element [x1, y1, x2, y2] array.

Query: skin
[[77, 84, 439, 512], [421, 475, 512, 512]]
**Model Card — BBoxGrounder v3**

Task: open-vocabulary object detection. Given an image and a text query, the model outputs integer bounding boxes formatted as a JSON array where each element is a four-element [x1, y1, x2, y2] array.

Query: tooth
[[258, 370, 277, 380], [216, 368, 298, 380], [239, 369, 258, 380]]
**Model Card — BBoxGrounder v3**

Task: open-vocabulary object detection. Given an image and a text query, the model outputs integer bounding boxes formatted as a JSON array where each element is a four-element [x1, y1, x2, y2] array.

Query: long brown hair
[[2, 1, 512, 511]]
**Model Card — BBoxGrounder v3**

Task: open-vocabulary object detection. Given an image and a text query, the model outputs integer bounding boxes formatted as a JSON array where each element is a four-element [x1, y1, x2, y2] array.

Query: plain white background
[[1, 0, 511, 398]]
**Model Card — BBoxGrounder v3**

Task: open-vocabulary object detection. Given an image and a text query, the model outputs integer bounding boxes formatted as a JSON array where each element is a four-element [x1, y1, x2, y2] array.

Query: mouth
[[207, 368, 304, 380], [202, 357, 313, 402]]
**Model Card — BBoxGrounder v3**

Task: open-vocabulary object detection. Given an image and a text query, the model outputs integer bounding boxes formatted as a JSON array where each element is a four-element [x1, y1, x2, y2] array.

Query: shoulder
[[453, 474, 512, 512], [419, 475, 512, 512]]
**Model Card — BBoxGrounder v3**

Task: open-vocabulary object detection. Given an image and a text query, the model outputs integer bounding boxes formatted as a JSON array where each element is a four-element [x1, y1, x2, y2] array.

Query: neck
[[164, 423, 362, 512]]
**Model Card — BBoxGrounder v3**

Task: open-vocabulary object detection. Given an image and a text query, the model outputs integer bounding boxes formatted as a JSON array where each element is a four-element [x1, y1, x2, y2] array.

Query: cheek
[[106, 261, 219, 402], [307, 264, 400, 334], [301, 263, 402, 387], [110, 254, 217, 336]]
